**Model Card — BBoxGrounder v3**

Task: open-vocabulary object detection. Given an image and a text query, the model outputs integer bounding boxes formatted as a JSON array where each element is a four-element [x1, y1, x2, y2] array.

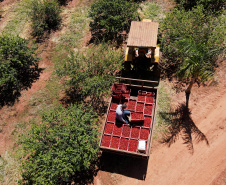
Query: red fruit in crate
[[140, 128, 149, 140], [107, 111, 116, 122], [138, 95, 145, 102], [146, 96, 154, 103], [110, 102, 118, 110], [119, 138, 129, 150], [144, 116, 152, 127], [136, 102, 144, 112], [104, 122, 114, 134], [122, 93, 130, 99], [101, 135, 111, 147], [144, 104, 153, 115], [128, 139, 138, 152], [122, 125, 131, 137], [113, 123, 123, 136], [131, 112, 143, 120], [127, 99, 136, 111], [131, 127, 140, 139], [110, 137, 120, 149]]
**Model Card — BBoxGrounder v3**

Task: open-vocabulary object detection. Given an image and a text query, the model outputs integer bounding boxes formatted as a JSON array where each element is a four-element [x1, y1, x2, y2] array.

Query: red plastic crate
[[125, 90, 130, 94], [146, 96, 154, 104], [110, 102, 118, 111], [122, 93, 130, 99], [144, 104, 153, 115], [119, 138, 129, 150], [136, 102, 144, 112], [110, 136, 120, 149], [131, 112, 144, 122], [143, 115, 152, 127], [104, 122, 114, 134], [138, 95, 146, 102], [113, 123, 123, 136], [101, 135, 111, 147], [107, 110, 116, 123], [128, 139, 138, 152], [140, 128, 149, 140], [122, 125, 131, 137], [138, 90, 147, 96], [111, 83, 127, 93], [131, 127, 140, 139], [147, 92, 155, 96], [127, 99, 136, 111]]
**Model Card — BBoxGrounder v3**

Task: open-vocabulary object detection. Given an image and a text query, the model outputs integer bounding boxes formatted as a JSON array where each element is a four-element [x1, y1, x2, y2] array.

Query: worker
[[116, 103, 131, 124], [146, 49, 152, 58]]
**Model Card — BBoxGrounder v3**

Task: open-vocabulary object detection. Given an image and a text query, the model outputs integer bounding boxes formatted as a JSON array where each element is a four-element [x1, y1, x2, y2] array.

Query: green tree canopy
[[159, 5, 224, 77], [19, 104, 99, 185], [159, 5, 225, 106], [0, 35, 39, 106], [89, 0, 139, 41]]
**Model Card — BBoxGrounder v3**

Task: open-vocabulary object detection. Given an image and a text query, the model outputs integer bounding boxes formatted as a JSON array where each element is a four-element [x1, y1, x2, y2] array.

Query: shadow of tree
[[160, 103, 209, 154], [0, 67, 43, 107], [88, 32, 126, 48], [99, 151, 148, 180], [66, 159, 100, 185], [61, 91, 109, 117]]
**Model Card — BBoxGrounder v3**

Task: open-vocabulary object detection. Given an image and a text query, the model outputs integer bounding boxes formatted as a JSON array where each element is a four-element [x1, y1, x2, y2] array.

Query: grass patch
[[139, 1, 165, 22], [0, 151, 21, 185], [154, 80, 175, 140], [28, 73, 63, 116], [54, 6, 90, 53], [2, 2, 30, 36]]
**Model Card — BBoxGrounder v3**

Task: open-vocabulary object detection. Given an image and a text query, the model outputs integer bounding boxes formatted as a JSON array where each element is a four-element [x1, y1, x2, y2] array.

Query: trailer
[[99, 78, 158, 158]]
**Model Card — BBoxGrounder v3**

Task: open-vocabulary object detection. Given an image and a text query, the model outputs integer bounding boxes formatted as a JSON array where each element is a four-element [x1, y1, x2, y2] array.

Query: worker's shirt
[[116, 104, 125, 122]]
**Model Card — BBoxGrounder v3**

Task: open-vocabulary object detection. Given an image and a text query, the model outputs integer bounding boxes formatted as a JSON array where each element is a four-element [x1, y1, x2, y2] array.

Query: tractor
[[124, 19, 160, 71]]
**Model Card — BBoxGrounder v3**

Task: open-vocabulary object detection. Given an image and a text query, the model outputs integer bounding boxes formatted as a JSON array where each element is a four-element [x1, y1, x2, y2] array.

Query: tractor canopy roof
[[127, 21, 159, 48]]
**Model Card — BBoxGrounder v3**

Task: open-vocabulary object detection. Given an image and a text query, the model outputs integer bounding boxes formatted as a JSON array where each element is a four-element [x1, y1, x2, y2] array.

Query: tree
[[175, 38, 220, 107], [19, 104, 99, 185], [89, 0, 139, 41], [159, 5, 225, 107], [0, 35, 39, 106]]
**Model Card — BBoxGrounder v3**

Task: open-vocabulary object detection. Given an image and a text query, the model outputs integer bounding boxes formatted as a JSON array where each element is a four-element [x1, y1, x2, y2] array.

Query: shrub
[[27, 0, 61, 39], [18, 104, 99, 185], [0, 35, 39, 105], [89, 0, 139, 41], [56, 43, 123, 99], [175, 0, 225, 13]]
